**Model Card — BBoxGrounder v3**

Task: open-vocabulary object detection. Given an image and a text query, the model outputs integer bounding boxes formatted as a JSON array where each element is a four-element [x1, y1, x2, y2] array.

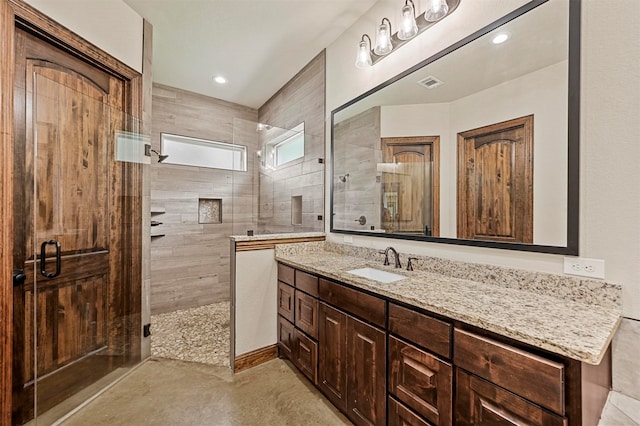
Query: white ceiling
[[123, 0, 378, 109]]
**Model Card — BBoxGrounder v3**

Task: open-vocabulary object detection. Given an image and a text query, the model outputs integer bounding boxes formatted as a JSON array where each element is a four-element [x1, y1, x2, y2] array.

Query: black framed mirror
[[330, 0, 579, 255]]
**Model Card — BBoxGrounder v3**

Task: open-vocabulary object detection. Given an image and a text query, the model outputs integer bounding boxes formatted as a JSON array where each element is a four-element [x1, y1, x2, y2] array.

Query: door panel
[[12, 28, 141, 425], [457, 116, 533, 243]]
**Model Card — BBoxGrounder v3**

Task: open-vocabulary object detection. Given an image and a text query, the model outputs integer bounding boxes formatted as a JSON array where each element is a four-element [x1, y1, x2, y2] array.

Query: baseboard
[[234, 344, 278, 373]]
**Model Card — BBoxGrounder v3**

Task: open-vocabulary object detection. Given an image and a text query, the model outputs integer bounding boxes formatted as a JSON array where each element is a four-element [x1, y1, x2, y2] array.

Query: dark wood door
[[347, 316, 386, 426], [381, 137, 439, 236], [12, 28, 136, 424], [455, 370, 565, 426], [295, 290, 318, 339], [318, 302, 348, 412], [457, 115, 533, 243]]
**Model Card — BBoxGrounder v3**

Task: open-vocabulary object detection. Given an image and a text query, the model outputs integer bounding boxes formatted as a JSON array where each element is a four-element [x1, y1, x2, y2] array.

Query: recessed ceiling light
[[492, 33, 510, 44], [213, 76, 227, 84]]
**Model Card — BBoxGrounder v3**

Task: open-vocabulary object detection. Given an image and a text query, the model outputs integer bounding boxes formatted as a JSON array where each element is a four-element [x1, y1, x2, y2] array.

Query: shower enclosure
[[11, 70, 144, 424]]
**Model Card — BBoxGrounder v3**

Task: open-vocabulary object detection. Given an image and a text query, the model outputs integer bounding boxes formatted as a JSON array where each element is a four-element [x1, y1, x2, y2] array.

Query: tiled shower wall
[[256, 51, 326, 233], [150, 84, 258, 314], [332, 107, 382, 231]]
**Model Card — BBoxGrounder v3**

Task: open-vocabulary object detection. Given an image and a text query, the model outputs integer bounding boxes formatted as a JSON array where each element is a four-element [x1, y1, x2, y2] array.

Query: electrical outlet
[[563, 257, 605, 279], [343, 235, 353, 244]]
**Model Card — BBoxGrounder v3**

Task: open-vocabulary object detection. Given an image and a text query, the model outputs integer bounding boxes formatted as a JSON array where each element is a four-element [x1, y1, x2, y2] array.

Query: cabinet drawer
[[295, 270, 319, 296], [389, 336, 452, 425], [294, 329, 318, 385], [456, 370, 565, 426], [278, 263, 294, 286], [454, 329, 564, 415], [388, 397, 431, 426], [278, 316, 295, 360], [295, 290, 318, 340], [277, 281, 295, 323], [389, 303, 452, 359], [319, 278, 385, 328]]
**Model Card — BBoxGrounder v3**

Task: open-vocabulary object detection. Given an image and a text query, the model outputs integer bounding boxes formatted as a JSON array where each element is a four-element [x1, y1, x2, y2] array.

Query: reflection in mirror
[[331, 0, 578, 254]]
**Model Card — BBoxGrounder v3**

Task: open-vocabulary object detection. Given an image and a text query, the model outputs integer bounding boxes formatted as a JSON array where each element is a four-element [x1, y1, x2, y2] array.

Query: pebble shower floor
[[150, 301, 230, 367]]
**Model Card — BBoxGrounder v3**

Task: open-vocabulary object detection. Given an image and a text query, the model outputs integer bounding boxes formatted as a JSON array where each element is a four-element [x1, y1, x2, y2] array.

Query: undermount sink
[[346, 267, 406, 283]]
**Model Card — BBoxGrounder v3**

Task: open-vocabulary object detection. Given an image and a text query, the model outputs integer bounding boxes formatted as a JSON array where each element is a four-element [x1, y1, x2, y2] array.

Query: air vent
[[417, 75, 444, 89]]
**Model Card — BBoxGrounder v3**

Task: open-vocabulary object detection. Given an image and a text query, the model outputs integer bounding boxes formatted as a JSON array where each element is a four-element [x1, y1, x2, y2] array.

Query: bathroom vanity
[[275, 242, 621, 426]]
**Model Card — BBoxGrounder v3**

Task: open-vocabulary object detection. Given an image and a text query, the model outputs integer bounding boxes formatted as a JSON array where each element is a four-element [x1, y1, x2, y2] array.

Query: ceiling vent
[[417, 75, 444, 89]]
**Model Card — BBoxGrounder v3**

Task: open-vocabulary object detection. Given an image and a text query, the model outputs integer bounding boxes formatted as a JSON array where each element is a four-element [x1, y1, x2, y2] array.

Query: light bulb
[[398, 3, 418, 41], [374, 19, 393, 56], [355, 38, 373, 68], [425, 0, 449, 22]]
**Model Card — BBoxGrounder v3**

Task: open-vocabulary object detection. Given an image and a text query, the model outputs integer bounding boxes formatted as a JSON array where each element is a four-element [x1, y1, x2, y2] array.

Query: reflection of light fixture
[[355, 0, 460, 69], [425, 0, 449, 22], [374, 18, 393, 55], [355, 35, 373, 69], [256, 123, 272, 131], [398, 0, 418, 41]]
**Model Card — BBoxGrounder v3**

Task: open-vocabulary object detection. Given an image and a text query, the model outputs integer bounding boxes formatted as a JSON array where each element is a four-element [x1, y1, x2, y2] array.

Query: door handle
[[13, 269, 27, 287], [40, 240, 61, 278]]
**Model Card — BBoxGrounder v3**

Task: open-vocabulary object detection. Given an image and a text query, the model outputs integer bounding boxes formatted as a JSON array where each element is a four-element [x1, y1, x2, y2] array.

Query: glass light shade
[[373, 20, 393, 56], [425, 0, 449, 22], [355, 39, 373, 68], [398, 3, 418, 40]]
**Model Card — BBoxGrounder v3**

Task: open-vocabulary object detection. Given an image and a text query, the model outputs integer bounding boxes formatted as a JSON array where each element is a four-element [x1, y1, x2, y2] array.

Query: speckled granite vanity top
[[275, 241, 622, 365]]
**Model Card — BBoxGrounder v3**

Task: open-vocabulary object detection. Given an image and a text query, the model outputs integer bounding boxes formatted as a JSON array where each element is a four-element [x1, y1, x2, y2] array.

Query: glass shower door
[[12, 72, 143, 424]]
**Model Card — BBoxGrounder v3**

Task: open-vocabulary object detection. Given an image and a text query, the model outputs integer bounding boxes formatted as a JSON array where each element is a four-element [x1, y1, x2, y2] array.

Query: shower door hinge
[[143, 323, 151, 337]]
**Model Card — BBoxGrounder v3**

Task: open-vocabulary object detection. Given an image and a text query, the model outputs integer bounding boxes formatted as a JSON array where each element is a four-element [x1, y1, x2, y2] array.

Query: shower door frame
[[0, 0, 143, 423]]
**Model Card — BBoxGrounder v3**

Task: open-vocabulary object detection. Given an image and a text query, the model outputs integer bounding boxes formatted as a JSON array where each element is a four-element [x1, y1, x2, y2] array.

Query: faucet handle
[[407, 257, 418, 271], [378, 251, 390, 265]]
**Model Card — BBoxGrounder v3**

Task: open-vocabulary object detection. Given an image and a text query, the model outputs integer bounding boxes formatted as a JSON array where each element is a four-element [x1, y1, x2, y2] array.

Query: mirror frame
[[330, 0, 580, 255]]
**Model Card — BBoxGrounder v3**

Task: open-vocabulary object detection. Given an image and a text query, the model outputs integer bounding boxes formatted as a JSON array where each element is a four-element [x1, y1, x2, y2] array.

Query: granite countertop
[[230, 232, 325, 242], [275, 246, 621, 365]]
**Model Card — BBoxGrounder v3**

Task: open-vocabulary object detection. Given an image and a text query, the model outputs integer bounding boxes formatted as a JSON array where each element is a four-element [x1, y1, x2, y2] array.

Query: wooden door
[[381, 137, 439, 236], [457, 116, 533, 243], [347, 316, 386, 426], [455, 370, 565, 426], [318, 302, 348, 412], [12, 28, 137, 424]]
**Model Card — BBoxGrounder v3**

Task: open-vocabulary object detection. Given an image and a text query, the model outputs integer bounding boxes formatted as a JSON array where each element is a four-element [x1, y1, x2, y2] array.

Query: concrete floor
[[61, 358, 351, 426]]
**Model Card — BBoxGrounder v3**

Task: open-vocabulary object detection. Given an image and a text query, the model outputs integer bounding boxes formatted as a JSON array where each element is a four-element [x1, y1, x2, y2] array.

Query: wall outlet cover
[[343, 235, 353, 244], [563, 257, 605, 279]]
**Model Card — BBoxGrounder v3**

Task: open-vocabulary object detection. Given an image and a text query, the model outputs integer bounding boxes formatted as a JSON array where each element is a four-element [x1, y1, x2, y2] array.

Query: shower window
[[269, 122, 304, 167], [161, 133, 247, 171]]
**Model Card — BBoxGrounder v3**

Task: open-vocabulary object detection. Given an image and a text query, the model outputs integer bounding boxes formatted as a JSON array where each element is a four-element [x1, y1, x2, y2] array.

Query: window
[[268, 123, 305, 167], [161, 133, 247, 171]]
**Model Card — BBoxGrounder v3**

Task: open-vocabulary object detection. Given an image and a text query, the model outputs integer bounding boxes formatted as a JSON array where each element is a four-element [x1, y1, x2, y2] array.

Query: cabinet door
[[389, 336, 452, 425], [294, 329, 318, 385], [455, 370, 565, 426], [295, 290, 318, 340], [347, 316, 386, 426], [318, 302, 348, 412], [389, 397, 431, 426], [278, 282, 295, 323], [278, 316, 295, 360]]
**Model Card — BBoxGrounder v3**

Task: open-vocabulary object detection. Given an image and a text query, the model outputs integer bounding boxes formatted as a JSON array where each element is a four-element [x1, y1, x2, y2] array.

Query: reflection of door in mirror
[[381, 137, 440, 236], [457, 115, 533, 243]]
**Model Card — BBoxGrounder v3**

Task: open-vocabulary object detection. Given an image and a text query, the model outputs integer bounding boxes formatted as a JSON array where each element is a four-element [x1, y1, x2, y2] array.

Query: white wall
[[23, 0, 143, 72], [326, 0, 640, 322]]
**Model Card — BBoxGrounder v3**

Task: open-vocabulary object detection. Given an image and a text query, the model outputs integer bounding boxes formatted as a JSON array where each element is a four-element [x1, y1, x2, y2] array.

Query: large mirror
[[330, 0, 579, 254]]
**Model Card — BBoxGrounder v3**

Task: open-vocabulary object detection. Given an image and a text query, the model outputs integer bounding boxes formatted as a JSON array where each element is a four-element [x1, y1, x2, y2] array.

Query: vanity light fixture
[[355, 34, 373, 69], [398, 0, 419, 41], [355, 0, 460, 69]]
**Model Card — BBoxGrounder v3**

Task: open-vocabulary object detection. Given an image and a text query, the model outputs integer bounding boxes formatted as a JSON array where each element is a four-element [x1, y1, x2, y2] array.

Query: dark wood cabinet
[[347, 315, 387, 426], [277, 281, 295, 323], [278, 315, 295, 360], [318, 302, 348, 412], [293, 329, 318, 385], [389, 396, 431, 426], [455, 370, 565, 426], [388, 336, 452, 425], [295, 290, 318, 340]]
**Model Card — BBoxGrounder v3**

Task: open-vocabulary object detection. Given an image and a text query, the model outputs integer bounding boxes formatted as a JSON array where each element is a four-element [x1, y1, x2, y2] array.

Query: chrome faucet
[[381, 246, 402, 269]]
